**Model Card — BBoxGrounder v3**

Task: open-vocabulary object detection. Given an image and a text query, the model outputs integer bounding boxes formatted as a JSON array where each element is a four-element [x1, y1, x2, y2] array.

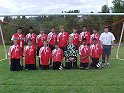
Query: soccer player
[[69, 27, 79, 48], [23, 39, 37, 70], [39, 40, 51, 70], [79, 38, 91, 69], [64, 37, 78, 69], [25, 26, 37, 45], [11, 27, 25, 51], [90, 38, 102, 69], [57, 25, 69, 51], [90, 28, 100, 45], [99, 26, 115, 67], [52, 43, 64, 70], [36, 29, 47, 56], [8, 38, 23, 71], [79, 26, 90, 46], [47, 26, 57, 51]]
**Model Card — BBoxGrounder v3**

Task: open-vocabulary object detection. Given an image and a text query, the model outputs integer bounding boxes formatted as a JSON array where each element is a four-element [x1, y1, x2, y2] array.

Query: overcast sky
[[0, 0, 113, 15]]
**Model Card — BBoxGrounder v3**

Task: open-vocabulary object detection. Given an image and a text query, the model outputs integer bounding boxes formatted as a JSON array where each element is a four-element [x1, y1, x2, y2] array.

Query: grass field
[[0, 45, 124, 93]]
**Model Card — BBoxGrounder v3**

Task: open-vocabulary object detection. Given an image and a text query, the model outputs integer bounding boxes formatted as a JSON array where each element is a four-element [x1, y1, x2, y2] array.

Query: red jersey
[[69, 33, 79, 47], [90, 44, 102, 58], [36, 34, 47, 47], [11, 33, 25, 49], [79, 31, 90, 44], [24, 45, 36, 64], [90, 33, 100, 45], [52, 48, 64, 62], [26, 33, 37, 45], [39, 46, 51, 65], [8, 45, 22, 59], [47, 32, 57, 45], [79, 45, 90, 63], [57, 32, 69, 48]]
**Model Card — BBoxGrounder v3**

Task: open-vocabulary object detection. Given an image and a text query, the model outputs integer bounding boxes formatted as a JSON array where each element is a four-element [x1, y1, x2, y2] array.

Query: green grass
[[0, 45, 124, 93]]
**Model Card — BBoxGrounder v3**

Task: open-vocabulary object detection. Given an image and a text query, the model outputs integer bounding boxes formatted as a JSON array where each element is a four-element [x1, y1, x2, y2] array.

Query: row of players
[[9, 25, 115, 71]]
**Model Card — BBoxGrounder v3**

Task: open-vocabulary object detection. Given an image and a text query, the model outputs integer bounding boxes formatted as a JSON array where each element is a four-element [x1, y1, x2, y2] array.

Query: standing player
[[36, 29, 47, 66], [8, 38, 23, 71], [47, 26, 57, 51], [57, 25, 69, 51], [90, 38, 102, 69], [79, 38, 91, 69], [79, 26, 90, 46], [99, 26, 115, 67], [90, 28, 100, 45], [69, 27, 79, 48], [11, 27, 25, 51], [39, 40, 51, 70], [52, 43, 64, 70], [25, 26, 37, 45], [23, 39, 37, 70]]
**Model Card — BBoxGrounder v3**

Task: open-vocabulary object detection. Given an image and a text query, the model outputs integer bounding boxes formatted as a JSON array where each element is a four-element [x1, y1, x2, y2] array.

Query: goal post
[[116, 22, 124, 61], [0, 24, 8, 59]]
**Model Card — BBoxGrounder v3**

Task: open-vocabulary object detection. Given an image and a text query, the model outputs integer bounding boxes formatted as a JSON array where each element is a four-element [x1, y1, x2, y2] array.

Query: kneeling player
[[52, 43, 64, 70], [8, 38, 23, 71], [90, 38, 102, 68], [39, 40, 51, 70], [79, 38, 90, 69], [24, 39, 37, 70]]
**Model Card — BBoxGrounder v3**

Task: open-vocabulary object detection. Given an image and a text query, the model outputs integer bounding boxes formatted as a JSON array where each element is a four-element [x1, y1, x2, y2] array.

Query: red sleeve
[[61, 49, 64, 59]]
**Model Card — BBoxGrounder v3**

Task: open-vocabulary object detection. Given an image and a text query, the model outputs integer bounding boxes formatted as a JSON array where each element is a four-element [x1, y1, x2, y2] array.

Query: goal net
[[0, 13, 124, 61]]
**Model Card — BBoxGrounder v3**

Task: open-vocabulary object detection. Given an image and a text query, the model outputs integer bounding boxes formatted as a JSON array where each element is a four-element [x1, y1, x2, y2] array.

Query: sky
[[0, 0, 113, 15]]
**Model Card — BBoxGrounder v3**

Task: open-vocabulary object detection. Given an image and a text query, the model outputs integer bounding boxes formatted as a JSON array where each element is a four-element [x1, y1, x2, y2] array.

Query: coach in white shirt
[[99, 26, 115, 67]]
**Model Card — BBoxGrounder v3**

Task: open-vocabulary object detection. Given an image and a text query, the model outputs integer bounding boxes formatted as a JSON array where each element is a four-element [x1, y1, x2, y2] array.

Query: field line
[[0, 58, 8, 62]]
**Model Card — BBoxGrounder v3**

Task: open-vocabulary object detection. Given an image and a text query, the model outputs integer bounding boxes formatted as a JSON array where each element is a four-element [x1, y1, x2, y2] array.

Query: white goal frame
[[0, 13, 124, 61]]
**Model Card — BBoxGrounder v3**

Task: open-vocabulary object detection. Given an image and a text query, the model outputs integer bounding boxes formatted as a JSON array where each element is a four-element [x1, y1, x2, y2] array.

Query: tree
[[101, 5, 110, 13], [112, 0, 124, 13]]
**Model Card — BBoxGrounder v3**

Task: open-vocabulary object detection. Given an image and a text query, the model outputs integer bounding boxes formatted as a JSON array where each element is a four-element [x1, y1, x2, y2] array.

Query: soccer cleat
[[106, 62, 111, 67], [59, 66, 63, 70]]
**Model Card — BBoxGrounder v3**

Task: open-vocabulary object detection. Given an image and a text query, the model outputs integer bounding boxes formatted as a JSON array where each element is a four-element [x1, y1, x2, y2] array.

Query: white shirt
[[99, 32, 115, 45]]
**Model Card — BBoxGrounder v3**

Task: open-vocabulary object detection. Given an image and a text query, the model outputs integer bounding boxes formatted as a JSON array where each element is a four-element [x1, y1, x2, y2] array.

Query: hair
[[16, 27, 22, 31], [13, 38, 18, 41], [82, 38, 87, 41], [29, 26, 33, 30], [59, 25, 64, 29], [92, 38, 97, 41], [83, 26, 87, 28], [55, 42, 59, 45], [27, 39, 32, 43], [72, 26, 78, 30], [50, 26, 55, 29], [43, 40, 48, 43]]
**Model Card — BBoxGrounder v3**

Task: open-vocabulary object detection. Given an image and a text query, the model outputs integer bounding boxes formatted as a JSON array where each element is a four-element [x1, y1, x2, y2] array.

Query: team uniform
[[79, 31, 90, 45], [90, 44, 102, 68], [79, 45, 91, 69], [25, 33, 37, 45], [47, 32, 57, 51], [39, 46, 51, 70], [64, 44, 78, 69], [57, 32, 69, 51], [36, 34, 47, 56], [52, 48, 64, 70], [90, 33, 100, 45], [11, 33, 25, 51], [24, 45, 37, 70], [8, 45, 22, 71], [69, 33, 79, 47]]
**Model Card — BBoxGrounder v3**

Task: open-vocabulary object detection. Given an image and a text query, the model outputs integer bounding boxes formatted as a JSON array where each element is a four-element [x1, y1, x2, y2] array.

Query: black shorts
[[49, 44, 55, 51], [65, 62, 77, 69], [80, 62, 89, 69], [25, 64, 37, 70], [53, 62, 61, 70], [37, 46, 41, 56], [102, 45, 111, 55], [91, 58, 99, 68], [10, 59, 22, 71], [40, 65, 49, 70]]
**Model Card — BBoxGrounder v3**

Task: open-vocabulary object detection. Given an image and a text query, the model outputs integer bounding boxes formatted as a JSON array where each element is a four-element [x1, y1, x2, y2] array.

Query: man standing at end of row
[[99, 26, 115, 67]]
